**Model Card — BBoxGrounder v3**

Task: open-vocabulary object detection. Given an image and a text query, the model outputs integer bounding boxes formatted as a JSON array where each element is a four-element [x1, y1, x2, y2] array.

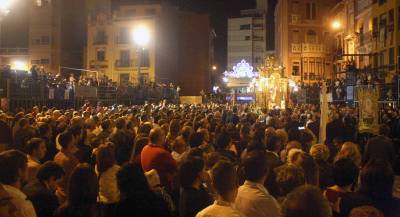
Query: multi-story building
[[87, 1, 211, 95], [275, 0, 336, 83], [371, 0, 399, 83], [28, 0, 87, 73], [355, 0, 373, 70], [227, 9, 266, 70]]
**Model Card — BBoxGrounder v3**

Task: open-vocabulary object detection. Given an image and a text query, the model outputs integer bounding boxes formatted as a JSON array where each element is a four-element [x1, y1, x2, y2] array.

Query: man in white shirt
[[0, 150, 37, 217], [26, 138, 47, 182], [196, 161, 246, 217], [235, 150, 281, 217]]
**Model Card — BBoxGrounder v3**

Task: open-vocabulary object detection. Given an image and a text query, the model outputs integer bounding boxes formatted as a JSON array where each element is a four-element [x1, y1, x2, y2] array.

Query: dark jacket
[[363, 135, 395, 167], [116, 192, 171, 217], [179, 187, 213, 217], [23, 180, 59, 217], [0, 120, 12, 146], [326, 119, 345, 144]]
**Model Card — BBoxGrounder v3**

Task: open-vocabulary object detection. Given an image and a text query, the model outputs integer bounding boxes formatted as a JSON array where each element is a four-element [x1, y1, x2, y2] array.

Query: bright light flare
[[0, 0, 12, 14], [331, 20, 342, 30], [132, 25, 151, 47], [223, 77, 228, 83], [12, 60, 28, 71], [212, 65, 217, 70]]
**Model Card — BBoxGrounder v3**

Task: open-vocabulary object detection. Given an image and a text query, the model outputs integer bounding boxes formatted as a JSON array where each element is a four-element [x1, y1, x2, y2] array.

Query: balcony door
[[120, 50, 130, 67]]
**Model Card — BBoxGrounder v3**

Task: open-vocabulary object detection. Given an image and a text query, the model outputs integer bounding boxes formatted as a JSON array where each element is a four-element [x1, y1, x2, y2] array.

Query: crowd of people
[[0, 102, 399, 217]]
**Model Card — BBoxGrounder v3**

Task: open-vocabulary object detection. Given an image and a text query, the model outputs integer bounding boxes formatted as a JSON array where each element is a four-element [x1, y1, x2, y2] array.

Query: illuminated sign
[[224, 59, 258, 78]]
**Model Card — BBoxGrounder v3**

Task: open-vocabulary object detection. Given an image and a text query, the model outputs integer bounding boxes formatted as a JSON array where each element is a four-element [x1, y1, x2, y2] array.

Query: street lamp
[[132, 25, 151, 85], [212, 65, 217, 71], [0, 0, 13, 15], [331, 20, 342, 30]]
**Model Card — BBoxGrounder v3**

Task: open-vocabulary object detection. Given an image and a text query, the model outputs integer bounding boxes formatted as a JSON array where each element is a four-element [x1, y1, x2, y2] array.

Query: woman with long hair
[[96, 143, 120, 217], [54, 163, 99, 217]]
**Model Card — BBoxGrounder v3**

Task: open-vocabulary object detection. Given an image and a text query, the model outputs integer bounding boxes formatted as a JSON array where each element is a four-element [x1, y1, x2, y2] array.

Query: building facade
[[275, 0, 336, 83], [28, 0, 87, 73], [87, 1, 211, 95], [227, 9, 266, 70]]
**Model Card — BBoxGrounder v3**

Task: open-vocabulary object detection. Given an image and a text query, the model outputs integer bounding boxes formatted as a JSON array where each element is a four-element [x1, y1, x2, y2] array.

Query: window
[[40, 59, 49, 64], [306, 30, 317, 43], [31, 60, 40, 64], [373, 17, 378, 37], [97, 50, 106, 61], [380, 50, 386, 66], [292, 30, 300, 43], [41, 36, 50, 44], [95, 31, 107, 44], [140, 49, 150, 67], [306, 2, 316, 20], [389, 47, 394, 65], [120, 50, 130, 66], [145, 8, 157, 15], [118, 27, 129, 44], [125, 9, 136, 16], [240, 24, 251, 30], [389, 9, 394, 32], [292, 62, 300, 76], [292, 1, 299, 13], [245, 36, 251, 40], [32, 38, 41, 45], [378, 0, 386, 5]]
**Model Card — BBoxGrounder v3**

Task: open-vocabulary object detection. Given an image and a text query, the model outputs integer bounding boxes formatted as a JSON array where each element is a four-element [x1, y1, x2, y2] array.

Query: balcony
[[0, 48, 29, 56], [291, 43, 302, 53], [291, 14, 300, 24], [89, 60, 108, 69], [291, 43, 329, 53], [115, 60, 136, 69]]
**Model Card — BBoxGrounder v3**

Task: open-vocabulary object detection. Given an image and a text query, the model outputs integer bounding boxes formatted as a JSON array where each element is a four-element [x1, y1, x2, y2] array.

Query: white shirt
[[3, 185, 37, 217], [196, 200, 246, 217], [97, 165, 120, 204], [235, 181, 281, 217]]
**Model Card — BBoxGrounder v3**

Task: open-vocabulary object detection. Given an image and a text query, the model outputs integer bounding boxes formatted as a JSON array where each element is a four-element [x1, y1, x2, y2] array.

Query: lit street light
[[0, 0, 12, 15], [212, 65, 217, 71], [132, 25, 151, 85], [331, 20, 342, 30]]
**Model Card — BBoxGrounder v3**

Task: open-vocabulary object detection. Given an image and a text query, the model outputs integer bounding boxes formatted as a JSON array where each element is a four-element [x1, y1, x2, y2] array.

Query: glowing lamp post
[[132, 25, 151, 85], [331, 20, 342, 30]]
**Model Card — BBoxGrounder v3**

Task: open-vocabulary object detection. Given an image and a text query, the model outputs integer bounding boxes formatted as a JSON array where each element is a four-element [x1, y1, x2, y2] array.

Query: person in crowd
[[295, 153, 319, 186], [13, 118, 35, 152], [281, 185, 332, 217], [363, 125, 395, 167], [25, 138, 47, 182], [0, 150, 37, 217], [0, 183, 15, 217], [309, 144, 333, 189], [54, 131, 79, 200], [110, 118, 134, 165], [0, 113, 12, 151], [54, 163, 99, 217], [23, 161, 65, 217], [348, 206, 385, 217], [96, 143, 120, 217], [37, 122, 56, 162], [172, 136, 189, 164], [196, 161, 245, 217], [141, 127, 177, 191], [324, 158, 358, 216], [340, 159, 400, 217], [116, 163, 171, 217], [129, 137, 149, 166], [179, 157, 213, 217], [275, 164, 305, 202], [97, 119, 113, 142], [335, 142, 362, 168], [215, 132, 237, 163], [326, 112, 345, 145], [235, 150, 281, 217]]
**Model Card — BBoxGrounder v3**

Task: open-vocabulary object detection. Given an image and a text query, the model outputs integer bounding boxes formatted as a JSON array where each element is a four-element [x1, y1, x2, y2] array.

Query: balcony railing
[[0, 48, 29, 56], [291, 43, 329, 53], [291, 44, 302, 53], [89, 60, 108, 69], [115, 60, 136, 68], [93, 38, 108, 45]]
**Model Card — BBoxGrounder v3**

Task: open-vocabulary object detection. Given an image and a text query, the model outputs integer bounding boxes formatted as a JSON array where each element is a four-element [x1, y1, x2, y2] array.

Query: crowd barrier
[[0, 78, 179, 111]]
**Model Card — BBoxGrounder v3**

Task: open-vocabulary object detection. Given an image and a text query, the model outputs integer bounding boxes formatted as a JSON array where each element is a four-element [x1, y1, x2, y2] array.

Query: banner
[[358, 86, 379, 134], [180, 96, 202, 104], [75, 86, 97, 98]]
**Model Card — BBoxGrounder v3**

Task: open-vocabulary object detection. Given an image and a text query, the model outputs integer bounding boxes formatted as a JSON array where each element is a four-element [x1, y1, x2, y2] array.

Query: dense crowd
[[0, 103, 399, 217]]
